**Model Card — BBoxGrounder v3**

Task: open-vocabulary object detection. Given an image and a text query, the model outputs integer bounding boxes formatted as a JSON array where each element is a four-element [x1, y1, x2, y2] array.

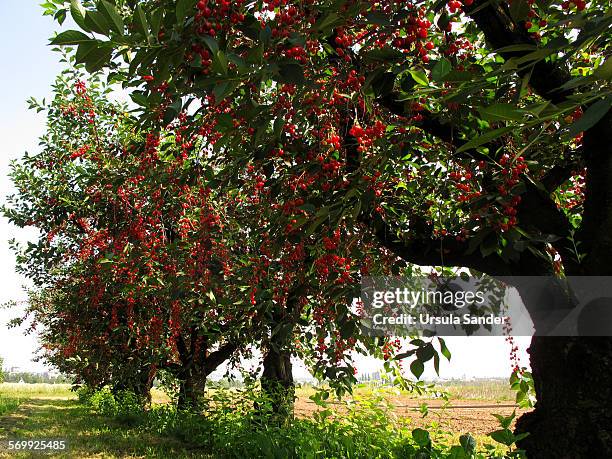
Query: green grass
[[0, 383, 211, 457], [0, 383, 73, 399], [437, 379, 514, 401], [0, 397, 211, 458], [0, 384, 518, 458], [0, 397, 21, 417], [301, 378, 514, 402]]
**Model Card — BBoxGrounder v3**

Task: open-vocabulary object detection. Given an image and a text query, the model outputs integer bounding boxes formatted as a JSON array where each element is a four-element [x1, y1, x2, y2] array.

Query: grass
[[0, 398, 20, 417], [0, 396, 210, 458], [0, 383, 73, 399], [437, 379, 514, 401], [0, 383, 518, 458], [299, 378, 514, 402]]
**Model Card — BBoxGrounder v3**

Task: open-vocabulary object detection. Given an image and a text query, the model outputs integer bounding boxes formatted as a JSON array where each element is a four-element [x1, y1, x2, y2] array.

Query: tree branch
[[204, 342, 238, 376], [465, 1, 572, 104]]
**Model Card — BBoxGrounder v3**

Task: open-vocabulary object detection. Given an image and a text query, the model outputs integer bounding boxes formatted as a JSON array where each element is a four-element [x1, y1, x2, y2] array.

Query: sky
[[0, 1, 531, 380], [0, 0, 65, 373]]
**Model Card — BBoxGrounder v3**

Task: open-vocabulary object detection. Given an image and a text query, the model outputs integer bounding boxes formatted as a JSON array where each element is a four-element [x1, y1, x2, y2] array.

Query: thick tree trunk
[[111, 364, 154, 406], [511, 274, 612, 457], [177, 369, 201, 410], [174, 337, 237, 411], [516, 336, 612, 458], [258, 293, 299, 421], [514, 102, 612, 459], [260, 345, 295, 421], [133, 366, 155, 405]]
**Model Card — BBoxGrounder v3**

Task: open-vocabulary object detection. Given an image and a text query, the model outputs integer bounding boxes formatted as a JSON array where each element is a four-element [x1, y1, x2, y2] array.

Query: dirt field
[[294, 396, 530, 435]]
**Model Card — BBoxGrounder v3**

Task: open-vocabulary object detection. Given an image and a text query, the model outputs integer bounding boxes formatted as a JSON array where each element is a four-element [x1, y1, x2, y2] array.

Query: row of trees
[[5, 0, 611, 456], [8, 66, 405, 411]]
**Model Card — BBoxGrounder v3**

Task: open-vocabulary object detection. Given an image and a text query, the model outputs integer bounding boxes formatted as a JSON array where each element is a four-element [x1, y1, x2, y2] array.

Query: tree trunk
[[514, 99, 612, 459], [258, 293, 299, 421], [515, 336, 612, 458], [110, 364, 154, 406], [177, 369, 198, 411], [511, 274, 612, 457], [133, 366, 154, 405], [260, 345, 295, 421]]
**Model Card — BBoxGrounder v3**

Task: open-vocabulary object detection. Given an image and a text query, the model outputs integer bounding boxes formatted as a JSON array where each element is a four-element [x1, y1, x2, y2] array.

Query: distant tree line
[[1, 371, 70, 384]]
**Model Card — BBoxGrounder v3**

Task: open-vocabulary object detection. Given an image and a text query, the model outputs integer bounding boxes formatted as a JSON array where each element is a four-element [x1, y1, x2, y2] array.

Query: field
[[0, 381, 527, 458], [296, 380, 525, 436]]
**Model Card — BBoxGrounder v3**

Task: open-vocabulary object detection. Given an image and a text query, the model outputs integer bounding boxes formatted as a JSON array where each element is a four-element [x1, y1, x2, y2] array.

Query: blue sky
[[0, 1, 65, 372], [0, 1, 530, 378]]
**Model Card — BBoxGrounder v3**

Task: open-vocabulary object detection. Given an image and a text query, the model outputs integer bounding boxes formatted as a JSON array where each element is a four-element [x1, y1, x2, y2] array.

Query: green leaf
[[315, 12, 341, 32], [216, 113, 234, 130], [50, 30, 92, 45], [409, 69, 429, 86], [412, 428, 431, 447], [513, 48, 553, 65], [460, 434, 476, 453], [362, 46, 404, 63], [447, 445, 468, 459], [456, 126, 512, 153], [416, 343, 435, 362], [148, 8, 164, 37], [442, 69, 473, 82], [480, 232, 499, 257], [371, 72, 396, 97], [133, 5, 151, 41], [176, 0, 196, 24], [594, 57, 612, 80], [70, 0, 88, 31], [496, 44, 537, 53], [438, 337, 451, 360], [492, 411, 516, 429], [431, 58, 452, 81], [74, 40, 99, 64], [214, 50, 228, 74], [213, 81, 237, 102], [277, 63, 306, 85], [84, 11, 111, 35], [478, 103, 525, 122], [202, 35, 219, 54], [227, 53, 246, 71], [54, 8, 68, 25], [514, 432, 530, 443], [509, 0, 530, 22], [524, 101, 550, 117], [433, 352, 440, 375], [489, 429, 515, 446], [82, 44, 113, 73], [99, 1, 124, 34], [273, 116, 285, 139], [567, 97, 612, 138], [410, 359, 424, 379], [130, 92, 150, 108], [364, 11, 391, 26]]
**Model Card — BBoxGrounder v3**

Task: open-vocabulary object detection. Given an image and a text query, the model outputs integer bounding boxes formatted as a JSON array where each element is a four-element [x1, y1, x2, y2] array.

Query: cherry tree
[[32, 0, 612, 454]]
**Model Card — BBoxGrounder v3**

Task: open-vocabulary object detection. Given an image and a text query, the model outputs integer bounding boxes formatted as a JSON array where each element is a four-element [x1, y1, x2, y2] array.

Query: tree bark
[[174, 338, 238, 411], [110, 364, 155, 406], [177, 368, 200, 411], [513, 111, 612, 458], [259, 295, 298, 421], [515, 337, 612, 458], [133, 365, 155, 405], [261, 344, 295, 421]]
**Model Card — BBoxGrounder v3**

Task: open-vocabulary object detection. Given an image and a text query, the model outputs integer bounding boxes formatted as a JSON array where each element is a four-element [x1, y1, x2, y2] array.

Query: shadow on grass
[[0, 398, 212, 458]]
